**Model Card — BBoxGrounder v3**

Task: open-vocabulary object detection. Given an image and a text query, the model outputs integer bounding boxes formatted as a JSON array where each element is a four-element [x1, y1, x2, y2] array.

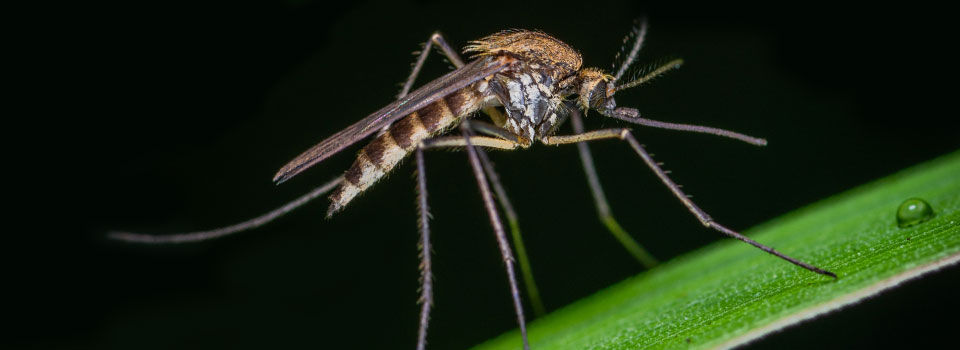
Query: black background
[[16, 0, 960, 349]]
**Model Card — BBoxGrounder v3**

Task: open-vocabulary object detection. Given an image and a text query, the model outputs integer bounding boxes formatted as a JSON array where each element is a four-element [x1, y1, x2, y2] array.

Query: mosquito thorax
[[465, 30, 588, 141]]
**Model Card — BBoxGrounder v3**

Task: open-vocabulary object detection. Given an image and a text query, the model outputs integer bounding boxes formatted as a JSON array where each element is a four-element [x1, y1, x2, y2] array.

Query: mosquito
[[111, 20, 837, 350]]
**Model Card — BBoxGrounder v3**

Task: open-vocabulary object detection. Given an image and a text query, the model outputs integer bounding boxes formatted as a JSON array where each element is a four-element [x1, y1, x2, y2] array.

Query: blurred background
[[18, 0, 959, 348]]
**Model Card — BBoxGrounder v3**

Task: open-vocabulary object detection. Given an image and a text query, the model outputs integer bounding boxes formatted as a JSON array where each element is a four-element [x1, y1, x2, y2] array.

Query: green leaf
[[474, 150, 960, 349]]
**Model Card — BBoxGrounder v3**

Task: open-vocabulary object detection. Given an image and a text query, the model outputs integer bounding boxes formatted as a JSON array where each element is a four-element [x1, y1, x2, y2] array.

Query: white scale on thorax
[[503, 70, 561, 140]]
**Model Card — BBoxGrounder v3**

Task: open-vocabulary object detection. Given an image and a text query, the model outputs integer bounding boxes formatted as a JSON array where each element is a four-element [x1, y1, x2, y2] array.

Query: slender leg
[[421, 135, 520, 150], [474, 145, 546, 317], [461, 123, 530, 350], [407, 35, 535, 347], [543, 129, 627, 145], [401, 33, 508, 126], [400, 32, 466, 99], [568, 109, 658, 268], [421, 128, 545, 316], [401, 36, 459, 350], [108, 176, 343, 243], [463, 120, 529, 146], [543, 129, 837, 278], [414, 148, 434, 350]]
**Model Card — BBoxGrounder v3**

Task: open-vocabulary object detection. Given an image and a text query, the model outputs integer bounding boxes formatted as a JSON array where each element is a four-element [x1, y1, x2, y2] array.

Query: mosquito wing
[[272, 56, 512, 184]]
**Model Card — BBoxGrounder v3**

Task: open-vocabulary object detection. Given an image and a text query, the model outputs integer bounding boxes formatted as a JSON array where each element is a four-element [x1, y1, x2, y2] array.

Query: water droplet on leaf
[[897, 198, 935, 228]]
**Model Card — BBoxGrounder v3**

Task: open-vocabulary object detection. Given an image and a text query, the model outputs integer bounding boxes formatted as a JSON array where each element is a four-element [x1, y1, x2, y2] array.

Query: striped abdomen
[[327, 85, 486, 216]]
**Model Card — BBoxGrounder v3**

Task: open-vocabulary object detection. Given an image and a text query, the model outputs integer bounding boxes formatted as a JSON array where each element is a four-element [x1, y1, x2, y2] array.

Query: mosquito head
[[576, 67, 618, 112], [576, 58, 685, 116]]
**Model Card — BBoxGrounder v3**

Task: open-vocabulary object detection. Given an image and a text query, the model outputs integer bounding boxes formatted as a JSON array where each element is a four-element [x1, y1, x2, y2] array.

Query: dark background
[[17, 0, 959, 349]]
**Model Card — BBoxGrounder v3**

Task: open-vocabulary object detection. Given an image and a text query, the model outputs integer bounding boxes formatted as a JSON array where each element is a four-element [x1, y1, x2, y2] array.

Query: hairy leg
[[473, 145, 546, 316], [421, 121, 545, 317], [461, 122, 530, 350], [414, 147, 434, 350], [108, 177, 343, 243], [543, 128, 836, 278]]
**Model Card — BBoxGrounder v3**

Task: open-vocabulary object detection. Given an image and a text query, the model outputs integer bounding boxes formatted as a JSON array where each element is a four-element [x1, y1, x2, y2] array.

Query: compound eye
[[589, 82, 608, 108]]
